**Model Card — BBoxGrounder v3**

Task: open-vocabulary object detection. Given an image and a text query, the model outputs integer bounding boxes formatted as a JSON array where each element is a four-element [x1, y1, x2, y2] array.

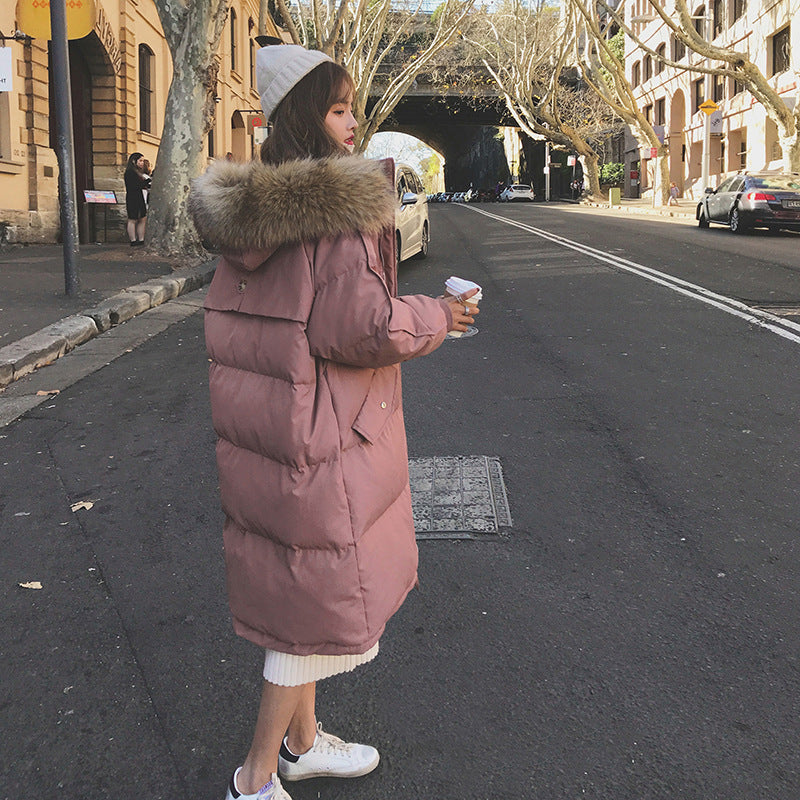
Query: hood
[[189, 155, 395, 259]]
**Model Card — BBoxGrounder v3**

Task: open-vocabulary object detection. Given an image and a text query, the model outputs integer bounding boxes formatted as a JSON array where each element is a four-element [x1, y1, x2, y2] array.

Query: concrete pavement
[[0, 243, 216, 390]]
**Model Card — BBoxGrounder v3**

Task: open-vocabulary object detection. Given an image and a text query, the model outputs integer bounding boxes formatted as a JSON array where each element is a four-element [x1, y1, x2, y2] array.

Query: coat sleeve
[[306, 242, 450, 368]]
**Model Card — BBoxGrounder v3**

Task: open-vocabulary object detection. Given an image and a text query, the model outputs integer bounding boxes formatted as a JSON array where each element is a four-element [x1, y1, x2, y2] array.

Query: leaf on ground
[[19, 581, 43, 590], [70, 501, 94, 512], [36, 389, 60, 396]]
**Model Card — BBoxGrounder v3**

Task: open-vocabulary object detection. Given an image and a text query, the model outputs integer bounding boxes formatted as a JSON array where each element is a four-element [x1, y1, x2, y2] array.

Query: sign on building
[[0, 47, 11, 92], [16, 0, 95, 40]]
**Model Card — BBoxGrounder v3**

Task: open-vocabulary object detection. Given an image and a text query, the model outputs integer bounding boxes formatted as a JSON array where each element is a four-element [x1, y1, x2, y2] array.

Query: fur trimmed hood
[[189, 155, 395, 254]]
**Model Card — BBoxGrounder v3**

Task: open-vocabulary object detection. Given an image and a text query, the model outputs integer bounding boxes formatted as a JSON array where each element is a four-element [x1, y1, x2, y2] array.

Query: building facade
[[0, 0, 282, 244], [624, 0, 798, 200]]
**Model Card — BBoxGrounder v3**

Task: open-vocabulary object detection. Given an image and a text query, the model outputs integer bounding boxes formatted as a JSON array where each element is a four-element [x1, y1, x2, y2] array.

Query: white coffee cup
[[445, 276, 482, 338]]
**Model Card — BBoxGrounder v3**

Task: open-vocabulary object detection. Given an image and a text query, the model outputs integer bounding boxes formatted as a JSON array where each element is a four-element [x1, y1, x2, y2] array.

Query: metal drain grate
[[409, 456, 512, 540]]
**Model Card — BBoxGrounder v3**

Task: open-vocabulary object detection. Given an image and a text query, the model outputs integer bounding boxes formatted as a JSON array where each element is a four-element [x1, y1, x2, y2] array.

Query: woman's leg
[[136, 217, 147, 242], [126, 218, 136, 242], [236, 680, 314, 794], [285, 682, 318, 755]]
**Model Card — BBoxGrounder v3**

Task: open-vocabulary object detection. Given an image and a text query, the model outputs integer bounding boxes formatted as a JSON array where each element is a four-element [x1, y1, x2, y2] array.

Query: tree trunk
[[146, 63, 215, 261], [580, 151, 601, 198]]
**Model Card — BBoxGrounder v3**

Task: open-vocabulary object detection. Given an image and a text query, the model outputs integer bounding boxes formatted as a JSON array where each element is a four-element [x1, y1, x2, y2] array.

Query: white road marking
[[464, 205, 800, 346]]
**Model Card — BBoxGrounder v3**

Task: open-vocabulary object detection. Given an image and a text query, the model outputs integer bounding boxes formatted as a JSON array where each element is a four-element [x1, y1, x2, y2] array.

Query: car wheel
[[697, 206, 709, 228], [415, 222, 429, 259], [395, 232, 402, 264], [729, 206, 749, 234]]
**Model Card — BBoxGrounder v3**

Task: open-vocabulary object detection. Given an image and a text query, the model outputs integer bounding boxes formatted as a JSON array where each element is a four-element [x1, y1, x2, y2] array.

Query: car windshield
[[751, 176, 800, 191]]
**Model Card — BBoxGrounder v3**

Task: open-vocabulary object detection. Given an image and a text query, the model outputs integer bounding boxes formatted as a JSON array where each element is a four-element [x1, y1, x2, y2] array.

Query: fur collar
[[189, 155, 395, 253]]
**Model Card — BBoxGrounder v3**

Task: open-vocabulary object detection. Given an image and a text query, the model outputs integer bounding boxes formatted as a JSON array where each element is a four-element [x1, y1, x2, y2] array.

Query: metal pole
[[49, 0, 80, 296], [545, 140, 550, 201], [700, 4, 712, 192]]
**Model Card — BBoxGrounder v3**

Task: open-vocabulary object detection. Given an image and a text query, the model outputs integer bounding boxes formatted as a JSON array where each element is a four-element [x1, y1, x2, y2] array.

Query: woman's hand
[[441, 287, 480, 333]]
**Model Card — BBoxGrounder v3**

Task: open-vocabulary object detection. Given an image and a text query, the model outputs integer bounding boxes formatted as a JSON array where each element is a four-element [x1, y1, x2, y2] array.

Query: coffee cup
[[445, 276, 482, 338]]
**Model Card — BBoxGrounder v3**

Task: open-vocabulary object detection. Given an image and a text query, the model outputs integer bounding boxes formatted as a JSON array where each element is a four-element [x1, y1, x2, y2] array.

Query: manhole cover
[[409, 456, 512, 540]]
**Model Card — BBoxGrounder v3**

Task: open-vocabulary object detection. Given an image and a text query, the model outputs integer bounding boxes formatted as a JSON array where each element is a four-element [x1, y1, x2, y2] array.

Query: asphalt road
[[2, 204, 799, 799]]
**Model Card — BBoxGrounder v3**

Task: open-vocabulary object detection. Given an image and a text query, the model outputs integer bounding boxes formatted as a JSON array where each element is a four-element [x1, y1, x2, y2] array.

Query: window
[[671, 34, 686, 61], [655, 43, 666, 74], [643, 54, 652, 82], [771, 26, 790, 75], [644, 104, 653, 123], [693, 6, 706, 39], [732, 0, 745, 22], [208, 125, 215, 158], [693, 78, 704, 113], [739, 136, 747, 169], [138, 44, 154, 134], [655, 97, 665, 125], [632, 61, 641, 87], [713, 73, 724, 102], [250, 39, 256, 90], [712, 0, 724, 36], [230, 9, 238, 73], [731, 76, 745, 96]]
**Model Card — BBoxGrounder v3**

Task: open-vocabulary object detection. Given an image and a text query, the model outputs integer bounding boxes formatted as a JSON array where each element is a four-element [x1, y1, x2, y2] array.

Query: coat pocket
[[351, 366, 400, 445]]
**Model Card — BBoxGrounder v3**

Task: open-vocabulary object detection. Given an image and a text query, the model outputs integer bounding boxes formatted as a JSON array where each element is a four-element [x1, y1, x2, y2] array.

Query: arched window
[[230, 9, 238, 73], [712, 0, 724, 36], [631, 61, 641, 87], [655, 43, 666, 74], [138, 44, 154, 133], [693, 6, 706, 39], [643, 54, 652, 81]]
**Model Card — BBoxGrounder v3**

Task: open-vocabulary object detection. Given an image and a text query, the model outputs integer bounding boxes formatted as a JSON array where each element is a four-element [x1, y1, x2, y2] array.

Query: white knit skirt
[[263, 642, 379, 687]]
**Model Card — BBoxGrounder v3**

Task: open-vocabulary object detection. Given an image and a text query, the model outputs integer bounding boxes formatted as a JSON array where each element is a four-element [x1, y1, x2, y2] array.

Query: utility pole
[[49, 0, 80, 296], [700, 3, 713, 192]]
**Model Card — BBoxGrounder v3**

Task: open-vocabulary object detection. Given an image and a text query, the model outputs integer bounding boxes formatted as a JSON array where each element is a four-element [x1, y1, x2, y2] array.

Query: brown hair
[[261, 60, 355, 165]]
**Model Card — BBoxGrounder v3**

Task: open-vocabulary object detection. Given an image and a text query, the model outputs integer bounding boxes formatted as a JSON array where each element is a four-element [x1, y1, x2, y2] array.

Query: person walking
[[188, 44, 480, 800], [124, 152, 150, 246], [668, 181, 680, 206]]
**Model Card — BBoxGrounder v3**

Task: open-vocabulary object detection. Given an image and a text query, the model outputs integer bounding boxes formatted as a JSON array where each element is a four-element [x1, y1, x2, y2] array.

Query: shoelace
[[314, 722, 353, 756]]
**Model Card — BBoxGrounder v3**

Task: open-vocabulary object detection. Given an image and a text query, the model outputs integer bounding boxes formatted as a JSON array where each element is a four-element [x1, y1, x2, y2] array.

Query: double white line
[[464, 205, 800, 346]]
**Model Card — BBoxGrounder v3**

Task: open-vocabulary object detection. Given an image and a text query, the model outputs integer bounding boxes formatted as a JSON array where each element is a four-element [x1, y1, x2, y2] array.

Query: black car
[[696, 172, 800, 233]]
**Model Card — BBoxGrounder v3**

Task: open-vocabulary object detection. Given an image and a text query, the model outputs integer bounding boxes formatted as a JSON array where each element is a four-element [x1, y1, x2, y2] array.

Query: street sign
[[567, 156, 576, 166], [16, 0, 95, 40], [249, 114, 265, 132], [650, 147, 658, 158], [0, 48, 11, 92], [699, 100, 719, 115], [710, 110, 723, 135]]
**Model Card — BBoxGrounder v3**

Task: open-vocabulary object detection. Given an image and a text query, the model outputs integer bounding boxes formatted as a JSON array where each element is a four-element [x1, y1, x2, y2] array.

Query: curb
[[580, 199, 696, 220], [0, 261, 216, 389]]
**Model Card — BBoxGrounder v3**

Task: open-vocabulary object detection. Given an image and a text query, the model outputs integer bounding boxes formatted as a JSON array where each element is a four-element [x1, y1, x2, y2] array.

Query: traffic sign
[[699, 100, 719, 115]]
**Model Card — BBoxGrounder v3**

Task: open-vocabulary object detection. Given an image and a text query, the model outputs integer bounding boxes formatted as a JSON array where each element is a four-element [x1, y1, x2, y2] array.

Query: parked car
[[395, 163, 429, 262], [696, 172, 800, 233], [500, 184, 535, 202]]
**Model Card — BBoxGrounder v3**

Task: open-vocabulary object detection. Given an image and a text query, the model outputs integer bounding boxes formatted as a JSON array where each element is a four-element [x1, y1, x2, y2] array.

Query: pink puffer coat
[[189, 155, 450, 655]]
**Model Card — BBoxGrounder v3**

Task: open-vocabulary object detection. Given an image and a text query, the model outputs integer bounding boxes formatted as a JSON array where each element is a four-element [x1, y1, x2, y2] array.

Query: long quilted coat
[[189, 155, 451, 656]]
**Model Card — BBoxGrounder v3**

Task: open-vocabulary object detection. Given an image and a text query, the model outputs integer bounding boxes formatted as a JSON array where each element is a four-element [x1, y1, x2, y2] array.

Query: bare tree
[[618, 0, 800, 172], [469, 0, 611, 198], [273, 0, 476, 151], [146, 0, 230, 260], [566, 0, 672, 204]]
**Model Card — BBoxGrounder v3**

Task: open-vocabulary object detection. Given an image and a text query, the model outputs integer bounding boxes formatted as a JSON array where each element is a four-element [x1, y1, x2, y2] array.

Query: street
[[2, 203, 800, 799]]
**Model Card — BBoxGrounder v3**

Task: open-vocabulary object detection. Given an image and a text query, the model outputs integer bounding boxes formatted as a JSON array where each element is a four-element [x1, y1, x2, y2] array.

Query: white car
[[395, 163, 430, 262], [500, 184, 535, 202]]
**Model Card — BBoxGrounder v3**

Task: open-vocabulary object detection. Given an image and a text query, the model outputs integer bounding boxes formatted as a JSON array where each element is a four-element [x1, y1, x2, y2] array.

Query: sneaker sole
[[279, 753, 379, 782]]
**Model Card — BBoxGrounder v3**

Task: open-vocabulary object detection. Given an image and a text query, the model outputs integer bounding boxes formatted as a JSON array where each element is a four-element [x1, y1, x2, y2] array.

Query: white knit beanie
[[256, 45, 333, 122]]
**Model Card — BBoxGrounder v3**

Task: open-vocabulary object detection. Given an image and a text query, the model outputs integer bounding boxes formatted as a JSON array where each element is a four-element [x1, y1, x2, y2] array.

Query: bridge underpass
[[369, 87, 554, 193]]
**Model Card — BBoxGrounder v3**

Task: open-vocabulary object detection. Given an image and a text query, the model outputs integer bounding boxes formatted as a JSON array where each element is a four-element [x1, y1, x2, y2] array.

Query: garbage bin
[[608, 187, 621, 206]]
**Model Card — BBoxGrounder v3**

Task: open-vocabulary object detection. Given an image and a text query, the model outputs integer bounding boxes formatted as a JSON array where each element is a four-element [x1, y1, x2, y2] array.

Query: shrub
[[600, 162, 624, 186]]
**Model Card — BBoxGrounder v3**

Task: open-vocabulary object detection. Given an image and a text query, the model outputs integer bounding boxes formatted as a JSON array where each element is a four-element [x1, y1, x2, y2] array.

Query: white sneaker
[[225, 768, 292, 800], [278, 721, 380, 781]]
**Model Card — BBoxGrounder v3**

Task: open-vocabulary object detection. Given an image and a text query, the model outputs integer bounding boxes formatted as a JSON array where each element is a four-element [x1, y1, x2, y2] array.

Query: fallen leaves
[[35, 389, 60, 396], [19, 581, 43, 590], [70, 501, 94, 512]]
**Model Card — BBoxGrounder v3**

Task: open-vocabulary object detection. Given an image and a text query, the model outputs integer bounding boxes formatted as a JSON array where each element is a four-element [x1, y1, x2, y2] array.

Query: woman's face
[[136, 157, 145, 170], [324, 95, 357, 153]]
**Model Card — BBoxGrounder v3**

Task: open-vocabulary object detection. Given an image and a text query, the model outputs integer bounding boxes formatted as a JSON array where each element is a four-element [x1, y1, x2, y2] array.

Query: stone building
[[623, 0, 797, 200], [0, 0, 282, 244]]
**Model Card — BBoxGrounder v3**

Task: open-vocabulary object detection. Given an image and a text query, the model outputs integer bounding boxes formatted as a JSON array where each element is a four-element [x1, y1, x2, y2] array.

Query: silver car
[[395, 164, 430, 262]]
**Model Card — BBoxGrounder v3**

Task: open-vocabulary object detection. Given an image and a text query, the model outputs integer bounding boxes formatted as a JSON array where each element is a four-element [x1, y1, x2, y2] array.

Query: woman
[[189, 45, 479, 800], [124, 152, 150, 246]]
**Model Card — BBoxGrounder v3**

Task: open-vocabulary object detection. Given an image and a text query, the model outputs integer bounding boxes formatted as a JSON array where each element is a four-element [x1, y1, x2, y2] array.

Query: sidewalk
[[579, 194, 697, 219], [0, 243, 216, 389]]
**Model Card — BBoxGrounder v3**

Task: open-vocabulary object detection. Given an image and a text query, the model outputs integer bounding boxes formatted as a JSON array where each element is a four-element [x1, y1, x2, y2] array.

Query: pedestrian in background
[[189, 45, 479, 800], [141, 158, 152, 207], [124, 152, 150, 246], [669, 181, 680, 206]]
